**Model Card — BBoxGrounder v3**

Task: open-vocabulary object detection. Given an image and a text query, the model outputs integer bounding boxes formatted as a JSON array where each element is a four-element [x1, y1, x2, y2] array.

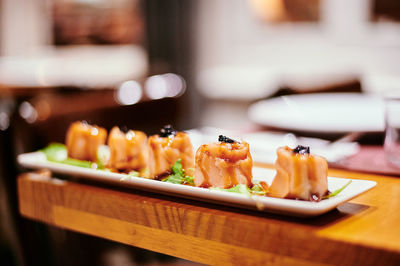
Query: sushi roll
[[268, 145, 328, 201], [65, 121, 107, 162], [108, 126, 148, 171], [148, 125, 194, 178], [194, 135, 253, 189]]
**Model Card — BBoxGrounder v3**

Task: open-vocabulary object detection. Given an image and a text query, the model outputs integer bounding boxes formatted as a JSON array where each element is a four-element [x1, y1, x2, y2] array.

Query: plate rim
[[17, 151, 377, 217], [248, 92, 385, 133]]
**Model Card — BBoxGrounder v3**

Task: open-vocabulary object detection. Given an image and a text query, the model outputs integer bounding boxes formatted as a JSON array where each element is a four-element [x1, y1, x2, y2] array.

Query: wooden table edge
[[17, 168, 400, 265]]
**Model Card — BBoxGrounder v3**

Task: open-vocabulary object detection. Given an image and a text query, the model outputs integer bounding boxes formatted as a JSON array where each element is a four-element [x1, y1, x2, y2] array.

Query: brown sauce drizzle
[[154, 170, 172, 181], [199, 183, 211, 189], [283, 192, 327, 202], [258, 181, 269, 192]]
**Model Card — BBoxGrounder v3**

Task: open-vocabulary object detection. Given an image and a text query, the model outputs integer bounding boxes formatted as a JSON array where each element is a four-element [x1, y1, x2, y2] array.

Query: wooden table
[[17, 166, 400, 265]]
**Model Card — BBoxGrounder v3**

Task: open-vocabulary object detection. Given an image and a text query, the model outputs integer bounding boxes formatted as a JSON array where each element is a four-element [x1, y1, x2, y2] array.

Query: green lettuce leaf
[[163, 173, 183, 184], [183, 175, 195, 186], [250, 183, 267, 195], [171, 159, 184, 176], [40, 143, 68, 162], [323, 180, 352, 199], [120, 170, 140, 181], [162, 159, 194, 185], [96, 145, 110, 170], [40, 143, 92, 168], [211, 184, 252, 196], [211, 183, 267, 196], [61, 158, 92, 168]]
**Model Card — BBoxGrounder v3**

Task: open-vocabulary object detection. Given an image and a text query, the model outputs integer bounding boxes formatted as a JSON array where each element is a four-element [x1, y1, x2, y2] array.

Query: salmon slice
[[268, 146, 328, 201], [107, 127, 148, 171], [194, 136, 253, 189], [65, 121, 107, 162], [148, 126, 194, 178], [268, 167, 289, 198]]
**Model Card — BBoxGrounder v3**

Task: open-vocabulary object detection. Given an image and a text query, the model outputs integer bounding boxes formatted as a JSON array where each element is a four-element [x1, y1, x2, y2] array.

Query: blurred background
[[1, 0, 400, 265]]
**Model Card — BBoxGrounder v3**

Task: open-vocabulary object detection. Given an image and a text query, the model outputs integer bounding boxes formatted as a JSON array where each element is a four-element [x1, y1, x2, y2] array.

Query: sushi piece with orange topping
[[194, 135, 253, 189], [107, 126, 148, 171], [268, 145, 328, 201], [65, 121, 107, 162], [148, 125, 194, 178]]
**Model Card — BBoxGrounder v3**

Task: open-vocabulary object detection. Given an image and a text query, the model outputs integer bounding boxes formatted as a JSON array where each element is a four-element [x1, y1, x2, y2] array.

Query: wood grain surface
[[17, 166, 400, 265]]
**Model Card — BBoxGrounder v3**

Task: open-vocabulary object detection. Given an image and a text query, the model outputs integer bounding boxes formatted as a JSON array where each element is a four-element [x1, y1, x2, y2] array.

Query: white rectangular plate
[[17, 152, 376, 217]]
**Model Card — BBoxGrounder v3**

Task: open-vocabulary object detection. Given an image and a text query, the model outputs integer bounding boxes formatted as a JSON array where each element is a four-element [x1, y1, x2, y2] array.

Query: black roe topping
[[293, 145, 310, 155], [160, 125, 177, 137], [218, 135, 236, 143], [120, 126, 129, 133]]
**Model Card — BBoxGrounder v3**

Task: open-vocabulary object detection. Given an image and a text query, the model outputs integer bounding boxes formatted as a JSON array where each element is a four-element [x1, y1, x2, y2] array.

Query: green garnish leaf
[[183, 175, 195, 186], [96, 145, 110, 170], [226, 184, 252, 196], [171, 159, 184, 176], [323, 180, 352, 199], [40, 143, 68, 162], [250, 183, 266, 195], [211, 184, 252, 196], [120, 171, 140, 181], [163, 173, 183, 184], [162, 159, 194, 185], [40, 143, 96, 169], [211, 183, 267, 196], [120, 170, 142, 181], [61, 158, 93, 168], [128, 171, 140, 177]]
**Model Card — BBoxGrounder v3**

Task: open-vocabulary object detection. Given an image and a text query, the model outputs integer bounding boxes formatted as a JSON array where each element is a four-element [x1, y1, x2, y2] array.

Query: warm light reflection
[[115, 80, 142, 105], [19, 101, 38, 123], [34, 98, 51, 121], [144, 73, 186, 100], [145, 75, 167, 99], [0, 112, 10, 131]]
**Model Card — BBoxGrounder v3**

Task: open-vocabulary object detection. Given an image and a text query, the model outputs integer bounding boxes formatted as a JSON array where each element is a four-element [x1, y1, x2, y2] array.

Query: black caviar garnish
[[218, 135, 236, 143], [160, 125, 177, 137], [293, 145, 310, 154], [120, 126, 129, 133]]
